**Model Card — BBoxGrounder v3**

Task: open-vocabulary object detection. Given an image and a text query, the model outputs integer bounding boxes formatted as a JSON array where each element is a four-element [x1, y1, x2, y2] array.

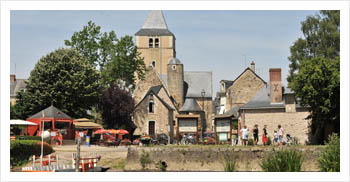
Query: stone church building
[[132, 11, 213, 140]]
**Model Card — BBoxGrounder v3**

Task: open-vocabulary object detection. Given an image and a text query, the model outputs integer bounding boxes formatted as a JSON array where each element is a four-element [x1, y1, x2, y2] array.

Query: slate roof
[[168, 58, 182, 65], [28, 105, 72, 119], [184, 71, 213, 98], [223, 106, 240, 118], [135, 85, 174, 111], [135, 11, 175, 36], [179, 98, 203, 112], [221, 80, 234, 90], [10, 79, 27, 97], [240, 85, 306, 109]]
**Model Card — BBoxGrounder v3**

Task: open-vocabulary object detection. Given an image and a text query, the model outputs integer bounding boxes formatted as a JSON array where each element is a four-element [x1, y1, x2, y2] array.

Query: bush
[[318, 133, 340, 172], [248, 138, 254, 146], [139, 150, 152, 170], [10, 140, 54, 166], [259, 149, 304, 172], [155, 160, 167, 172], [15, 136, 42, 141], [223, 154, 238, 172], [267, 136, 272, 145]]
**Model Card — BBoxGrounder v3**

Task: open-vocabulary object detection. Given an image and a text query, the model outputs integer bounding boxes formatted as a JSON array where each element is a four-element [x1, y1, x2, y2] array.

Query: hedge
[[10, 140, 54, 166], [15, 136, 42, 141]]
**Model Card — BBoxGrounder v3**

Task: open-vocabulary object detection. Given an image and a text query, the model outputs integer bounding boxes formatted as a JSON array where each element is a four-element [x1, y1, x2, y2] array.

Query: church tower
[[135, 11, 176, 76], [167, 58, 184, 108]]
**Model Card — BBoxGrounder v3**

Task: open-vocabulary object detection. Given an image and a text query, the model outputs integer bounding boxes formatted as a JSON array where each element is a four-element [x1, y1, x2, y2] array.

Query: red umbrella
[[116, 129, 129, 135], [94, 129, 110, 134]]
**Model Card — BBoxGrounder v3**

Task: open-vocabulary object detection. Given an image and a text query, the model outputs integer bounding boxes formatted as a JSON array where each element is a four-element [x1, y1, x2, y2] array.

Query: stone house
[[239, 68, 311, 144], [133, 11, 213, 139], [10, 74, 27, 105]]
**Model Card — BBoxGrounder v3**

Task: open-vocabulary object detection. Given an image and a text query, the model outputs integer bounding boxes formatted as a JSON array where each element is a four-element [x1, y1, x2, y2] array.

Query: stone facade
[[136, 35, 175, 76], [226, 68, 265, 111], [242, 108, 311, 144], [133, 86, 175, 140], [167, 63, 184, 108]]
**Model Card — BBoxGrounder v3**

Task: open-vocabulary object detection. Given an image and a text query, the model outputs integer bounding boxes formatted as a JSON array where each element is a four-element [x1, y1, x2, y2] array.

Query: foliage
[[11, 90, 33, 120], [248, 138, 254, 146], [10, 140, 54, 166], [287, 11, 340, 144], [267, 136, 272, 145], [318, 133, 340, 172], [65, 21, 146, 88], [290, 57, 340, 144], [139, 150, 152, 170], [99, 83, 135, 130], [15, 136, 42, 141], [155, 160, 167, 172], [259, 149, 304, 172], [288, 10, 339, 83], [223, 154, 238, 172], [16, 48, 101, 119]]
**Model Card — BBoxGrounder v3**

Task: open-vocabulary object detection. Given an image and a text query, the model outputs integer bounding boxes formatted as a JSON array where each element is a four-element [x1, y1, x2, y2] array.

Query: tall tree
[[99, 83, 135, 131], [65, 21, 146, 88], [288, 10, 340, 144], [287, 10, 339, 83], [18, 48, 101, 119]]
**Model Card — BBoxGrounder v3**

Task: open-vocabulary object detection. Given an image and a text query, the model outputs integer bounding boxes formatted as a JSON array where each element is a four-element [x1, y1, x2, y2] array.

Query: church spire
[[142, 10, 168, 29]]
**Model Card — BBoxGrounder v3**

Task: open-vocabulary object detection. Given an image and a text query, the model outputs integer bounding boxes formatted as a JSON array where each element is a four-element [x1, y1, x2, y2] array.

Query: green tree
[[18, 48, 101, 119], [65, 21, 146, 88], [290, 57, 340, 144], [99, 83, 135, 130], [287, 10, 339, 83], [11, 90, 33, 120]]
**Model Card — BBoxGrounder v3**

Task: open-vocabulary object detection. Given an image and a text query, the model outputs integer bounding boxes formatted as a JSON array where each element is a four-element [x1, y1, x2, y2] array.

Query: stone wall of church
[[136, 35, 175, 76], [133, 94, 174, 139], [133, 69, 165, 104], [198, 98, 213, 131], [226, 70, 265, 111], [242, 108, 311, 144]]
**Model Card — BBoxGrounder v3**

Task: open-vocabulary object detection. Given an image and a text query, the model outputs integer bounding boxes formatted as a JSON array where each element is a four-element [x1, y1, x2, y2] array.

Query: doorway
[[148, 121, 155, 137]]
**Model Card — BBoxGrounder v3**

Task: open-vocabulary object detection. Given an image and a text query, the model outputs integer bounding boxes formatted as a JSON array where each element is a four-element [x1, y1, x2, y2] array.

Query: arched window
[[155, 38, 159, 48], [152, 61, 156, 68], [149, 38, 153, 48], [149, 94, 155, 113]]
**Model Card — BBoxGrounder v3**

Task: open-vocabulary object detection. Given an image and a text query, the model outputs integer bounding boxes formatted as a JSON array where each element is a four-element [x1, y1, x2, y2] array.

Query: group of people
[[240, 124, 285, 146]]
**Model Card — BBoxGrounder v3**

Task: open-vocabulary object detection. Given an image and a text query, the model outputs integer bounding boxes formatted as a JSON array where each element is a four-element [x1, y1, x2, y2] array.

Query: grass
[[99, 158, 126, 171]]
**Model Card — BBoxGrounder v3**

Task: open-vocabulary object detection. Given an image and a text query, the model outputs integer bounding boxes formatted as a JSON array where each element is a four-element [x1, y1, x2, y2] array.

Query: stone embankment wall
[[124, 146, 324, 172]]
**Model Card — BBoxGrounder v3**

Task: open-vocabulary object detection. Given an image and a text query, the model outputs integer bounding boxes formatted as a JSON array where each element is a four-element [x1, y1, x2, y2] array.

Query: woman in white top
[[278, 124, 284, 146], [240, 125, 249, 146]]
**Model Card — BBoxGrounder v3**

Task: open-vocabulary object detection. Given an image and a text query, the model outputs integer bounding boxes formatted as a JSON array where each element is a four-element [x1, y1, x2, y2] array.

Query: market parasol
[[10, 120, 38, 125], [107, 129, 129, 135], [94, 129, 110, 134]]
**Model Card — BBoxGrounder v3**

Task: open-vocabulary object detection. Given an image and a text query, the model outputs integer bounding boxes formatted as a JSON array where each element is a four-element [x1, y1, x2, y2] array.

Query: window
[[172, 65, 176, 70], [55, 121, 70, 129], [149, 38, 153, 48], [152, 61, 156, 68], [149, 95, 154, 113], [155, 38, 159, 48]]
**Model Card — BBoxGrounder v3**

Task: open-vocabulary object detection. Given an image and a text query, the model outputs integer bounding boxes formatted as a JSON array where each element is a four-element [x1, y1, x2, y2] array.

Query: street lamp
[[201, 89, 206, 141]]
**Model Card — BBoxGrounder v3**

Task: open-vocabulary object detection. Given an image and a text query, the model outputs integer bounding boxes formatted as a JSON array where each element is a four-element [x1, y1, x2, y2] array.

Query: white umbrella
[[10, 119, 38, 125]]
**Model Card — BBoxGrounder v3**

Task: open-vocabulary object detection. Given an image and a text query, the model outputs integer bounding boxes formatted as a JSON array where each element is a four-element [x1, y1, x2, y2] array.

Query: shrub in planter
[[318, 133, 340, 172], [10, 140, 54, 166], [259, 149, 303, 172]]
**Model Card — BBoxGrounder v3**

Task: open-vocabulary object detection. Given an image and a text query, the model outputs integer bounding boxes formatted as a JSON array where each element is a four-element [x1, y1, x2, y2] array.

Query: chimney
[[10, 74, 16, 83], [250, 61, 255, 72], [269, 68, 282, 103]]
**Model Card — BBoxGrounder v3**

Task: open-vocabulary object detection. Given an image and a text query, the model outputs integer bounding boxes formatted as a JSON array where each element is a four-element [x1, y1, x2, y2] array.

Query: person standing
[[253, 124, 259, 145], [262, 125, 268, 146], [278, 124, 284, 146], [240, 125, 249, 146]]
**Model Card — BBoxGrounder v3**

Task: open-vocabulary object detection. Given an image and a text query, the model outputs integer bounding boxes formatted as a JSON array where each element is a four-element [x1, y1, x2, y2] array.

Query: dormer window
[[149, 38, 153, 48], [155, 38, 159, 48]]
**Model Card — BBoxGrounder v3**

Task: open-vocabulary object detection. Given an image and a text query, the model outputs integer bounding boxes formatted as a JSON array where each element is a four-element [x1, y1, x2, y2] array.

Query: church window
[[152, 61, 156, 68], [149, 94, 155, 113], [149, 38, 153, 48], [172, 65, 176, 70], [155, 38, 159, 48]]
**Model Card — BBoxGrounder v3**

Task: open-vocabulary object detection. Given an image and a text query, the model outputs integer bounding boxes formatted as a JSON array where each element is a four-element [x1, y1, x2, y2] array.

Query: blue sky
[[10, 10, 318, 95]]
